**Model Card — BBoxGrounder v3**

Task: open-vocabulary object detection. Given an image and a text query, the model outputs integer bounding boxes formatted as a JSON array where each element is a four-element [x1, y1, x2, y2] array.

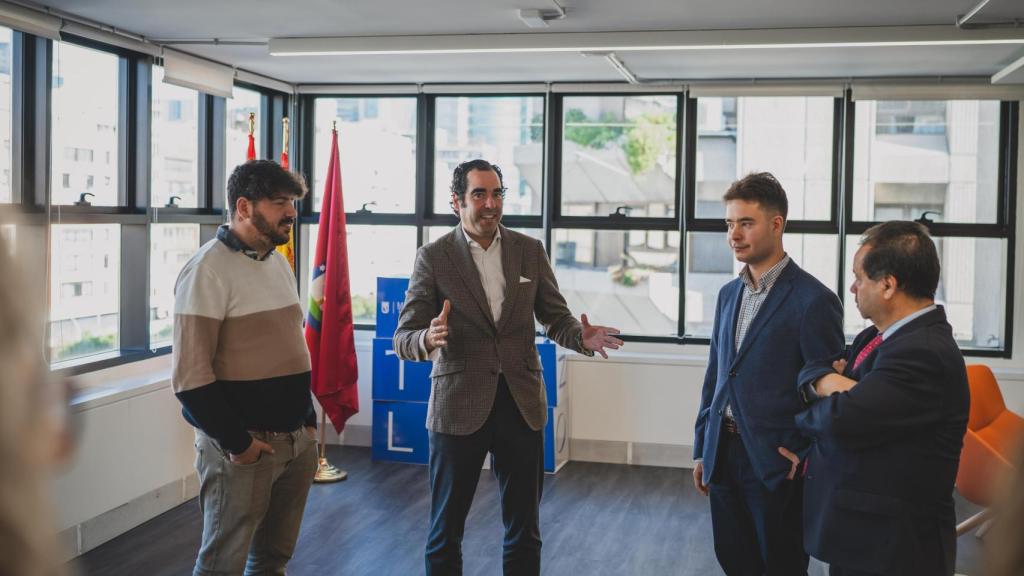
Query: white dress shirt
[[464, 226, 506, 324], [419, 226, 505, 357]]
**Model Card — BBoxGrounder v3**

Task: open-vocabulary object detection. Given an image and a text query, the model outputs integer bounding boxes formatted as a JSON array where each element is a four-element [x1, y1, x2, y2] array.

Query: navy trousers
[[425, 376, 545, 576], [709, 425, 807, 576]]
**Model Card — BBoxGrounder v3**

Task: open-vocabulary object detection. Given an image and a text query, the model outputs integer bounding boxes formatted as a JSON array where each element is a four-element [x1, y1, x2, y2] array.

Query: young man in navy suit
[[693, 172, 845, 576], [797, 221, 969, 576]]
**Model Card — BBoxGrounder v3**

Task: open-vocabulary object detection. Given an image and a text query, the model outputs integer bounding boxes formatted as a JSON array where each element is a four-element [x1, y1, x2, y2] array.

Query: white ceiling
[[25, 0, 1024, 84]]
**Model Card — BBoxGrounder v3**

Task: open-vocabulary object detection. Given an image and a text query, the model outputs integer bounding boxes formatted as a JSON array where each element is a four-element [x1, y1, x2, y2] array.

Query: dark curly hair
[[226, 160, 307, 216], [449, 159, 504, 214]]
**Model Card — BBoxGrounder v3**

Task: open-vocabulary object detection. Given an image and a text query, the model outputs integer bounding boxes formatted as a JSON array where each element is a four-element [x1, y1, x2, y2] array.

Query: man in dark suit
[[796, 220, 969, 576], [693, 172, 845, 576], [393, 159, 623, 576]]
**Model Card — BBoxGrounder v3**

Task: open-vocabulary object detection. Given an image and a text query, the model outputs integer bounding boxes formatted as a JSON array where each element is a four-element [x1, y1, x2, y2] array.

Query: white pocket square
[[519, 276, 531, 283]]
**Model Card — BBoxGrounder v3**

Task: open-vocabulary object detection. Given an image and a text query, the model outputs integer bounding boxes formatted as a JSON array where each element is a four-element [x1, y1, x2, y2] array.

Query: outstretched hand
[[581, 314, 624, 359]]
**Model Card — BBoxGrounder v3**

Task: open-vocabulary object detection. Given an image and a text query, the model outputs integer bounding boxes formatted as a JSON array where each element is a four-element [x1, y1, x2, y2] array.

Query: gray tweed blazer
[[393, 225, 586, 435]]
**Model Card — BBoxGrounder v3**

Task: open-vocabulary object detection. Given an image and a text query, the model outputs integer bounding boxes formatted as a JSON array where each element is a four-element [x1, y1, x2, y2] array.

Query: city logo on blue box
[[376, 277, 409, 338]]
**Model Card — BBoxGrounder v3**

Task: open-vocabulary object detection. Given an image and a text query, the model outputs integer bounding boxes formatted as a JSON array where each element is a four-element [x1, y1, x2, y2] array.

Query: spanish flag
[[275, 117, 296, 269]]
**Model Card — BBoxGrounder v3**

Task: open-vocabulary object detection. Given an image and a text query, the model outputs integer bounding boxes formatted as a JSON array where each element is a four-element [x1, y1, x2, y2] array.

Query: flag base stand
[[313, 410, 348, 484], [314, 458, 348, 483]]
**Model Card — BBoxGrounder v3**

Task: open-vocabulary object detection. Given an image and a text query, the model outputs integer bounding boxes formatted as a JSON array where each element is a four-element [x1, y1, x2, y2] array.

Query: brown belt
[[723, 417, 740, 435]]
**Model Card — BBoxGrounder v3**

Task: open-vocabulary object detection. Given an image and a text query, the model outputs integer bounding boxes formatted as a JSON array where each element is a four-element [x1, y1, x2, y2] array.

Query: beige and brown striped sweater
[[171, 226, 314, 454]]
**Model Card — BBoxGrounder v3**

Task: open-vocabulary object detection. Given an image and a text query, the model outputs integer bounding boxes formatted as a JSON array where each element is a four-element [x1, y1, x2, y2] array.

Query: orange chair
[[956, 365, 1024, 536]]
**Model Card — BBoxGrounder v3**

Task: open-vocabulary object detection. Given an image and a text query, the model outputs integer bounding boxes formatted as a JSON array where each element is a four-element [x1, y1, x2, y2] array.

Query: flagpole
[[313, 120, 348, 484], [310, 119, 357, 484]]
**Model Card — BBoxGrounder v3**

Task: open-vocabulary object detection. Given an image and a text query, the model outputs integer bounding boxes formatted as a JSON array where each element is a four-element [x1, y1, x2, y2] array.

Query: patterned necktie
[[852, 333, 884, 371]]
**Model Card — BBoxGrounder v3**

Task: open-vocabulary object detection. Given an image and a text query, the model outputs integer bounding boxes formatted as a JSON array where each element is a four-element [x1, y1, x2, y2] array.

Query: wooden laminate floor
[[71, 446, 985, 576]]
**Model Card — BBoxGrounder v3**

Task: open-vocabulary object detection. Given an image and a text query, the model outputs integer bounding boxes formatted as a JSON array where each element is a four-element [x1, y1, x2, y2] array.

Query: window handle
[[915, 210, 942, 227], [610, 205, 631, 219], [74, 192, 95, 207], [165, 196, 181, 208], [356, 201, 376, 215]]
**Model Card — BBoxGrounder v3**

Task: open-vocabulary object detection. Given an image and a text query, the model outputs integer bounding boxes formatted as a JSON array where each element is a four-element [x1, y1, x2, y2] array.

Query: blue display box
[[376, 277, 409, 339], [372, 337, 432, 402], [371, 400, 429, 465], [544, 404, 570, 473], [535, 338, 567, 407]]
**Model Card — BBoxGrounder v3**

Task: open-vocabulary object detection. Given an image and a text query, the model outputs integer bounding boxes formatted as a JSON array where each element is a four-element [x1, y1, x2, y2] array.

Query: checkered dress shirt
[[726, 254, 791, 418]]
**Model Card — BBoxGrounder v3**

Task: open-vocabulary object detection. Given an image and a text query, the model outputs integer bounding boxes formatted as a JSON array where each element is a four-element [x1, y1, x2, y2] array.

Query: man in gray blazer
[[394, 159, 623, 576]]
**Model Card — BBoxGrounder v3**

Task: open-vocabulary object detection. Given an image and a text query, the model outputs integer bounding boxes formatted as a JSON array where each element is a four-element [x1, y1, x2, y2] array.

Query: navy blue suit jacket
[[694, 261, 844, 492], [796, 306, 968, 576]]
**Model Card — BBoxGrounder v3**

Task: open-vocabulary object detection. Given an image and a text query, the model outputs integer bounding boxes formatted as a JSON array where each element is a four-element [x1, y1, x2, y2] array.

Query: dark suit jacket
[[796, 306, 969, 576], [393, 225, 587, 435], [694, 261, 844, 492]]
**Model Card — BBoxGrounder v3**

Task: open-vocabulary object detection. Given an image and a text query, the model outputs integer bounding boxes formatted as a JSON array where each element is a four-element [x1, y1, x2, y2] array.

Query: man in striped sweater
[[172, 160, 318, 576]]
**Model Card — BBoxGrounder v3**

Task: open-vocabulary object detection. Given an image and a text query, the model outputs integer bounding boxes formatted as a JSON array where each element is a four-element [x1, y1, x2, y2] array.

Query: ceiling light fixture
[[269, 26, 1024, 57]]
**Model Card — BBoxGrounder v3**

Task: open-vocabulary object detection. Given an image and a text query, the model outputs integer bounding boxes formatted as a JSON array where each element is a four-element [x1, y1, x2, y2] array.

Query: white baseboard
[[570, 439, 695, 468], [61, 472, 198, 560]]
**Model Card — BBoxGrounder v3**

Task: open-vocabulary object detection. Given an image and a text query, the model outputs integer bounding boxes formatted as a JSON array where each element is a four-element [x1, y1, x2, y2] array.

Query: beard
[[251, 210, 293, 246]]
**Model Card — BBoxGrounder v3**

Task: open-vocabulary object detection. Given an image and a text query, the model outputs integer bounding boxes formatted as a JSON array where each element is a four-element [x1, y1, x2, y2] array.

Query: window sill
[[69, 355, 172, 412], [53, 347, 171, 378]]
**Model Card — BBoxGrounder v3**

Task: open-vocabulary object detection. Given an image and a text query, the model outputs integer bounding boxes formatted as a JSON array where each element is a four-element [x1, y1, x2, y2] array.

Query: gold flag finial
[[248, 112, 255, 136], [282, 117, 290, 153]]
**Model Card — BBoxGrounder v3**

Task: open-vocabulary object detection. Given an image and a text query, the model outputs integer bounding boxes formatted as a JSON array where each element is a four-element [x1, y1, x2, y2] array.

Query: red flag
[[280, 115, 288, 168], [275, 118, 295, 269], [246, 112, 256, 161], [304, 128, 359, 433]]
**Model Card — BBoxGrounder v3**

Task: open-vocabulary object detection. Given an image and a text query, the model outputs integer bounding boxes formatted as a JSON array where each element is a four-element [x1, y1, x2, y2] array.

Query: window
[[51, 42, 120, 206], [561, 95, 678, 218], [312, 97, 417, 213], [875, 101, 947, 135], [696, 96, 834, 220], [0, 26, 12, 203], [225, 86, 261, 182], [49, 224, 120, 363], [847, 98, 1011, 352], [852, 100, 1000, 224], [152, 66, 199, 208], [552, 229, 680, 336], [150, 224, 199, 348], [433, 96, 544, 216], [307, 224, 416, 324], [684, 233, 839, 338], [842, 235, 1007, 350]]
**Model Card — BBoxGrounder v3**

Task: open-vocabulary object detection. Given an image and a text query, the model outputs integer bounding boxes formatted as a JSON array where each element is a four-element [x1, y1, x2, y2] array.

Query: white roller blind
[[688, 81, 844, 98], [296, 84, 420, 95], [551, 82, 684, 93], [60, 22, 160, 57], [422, 83, 547, 94], [235, 69, 294, 95], [0, 1, 60, 40], [851, 80, 1024, 101], [163, 50, 234, 99]]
